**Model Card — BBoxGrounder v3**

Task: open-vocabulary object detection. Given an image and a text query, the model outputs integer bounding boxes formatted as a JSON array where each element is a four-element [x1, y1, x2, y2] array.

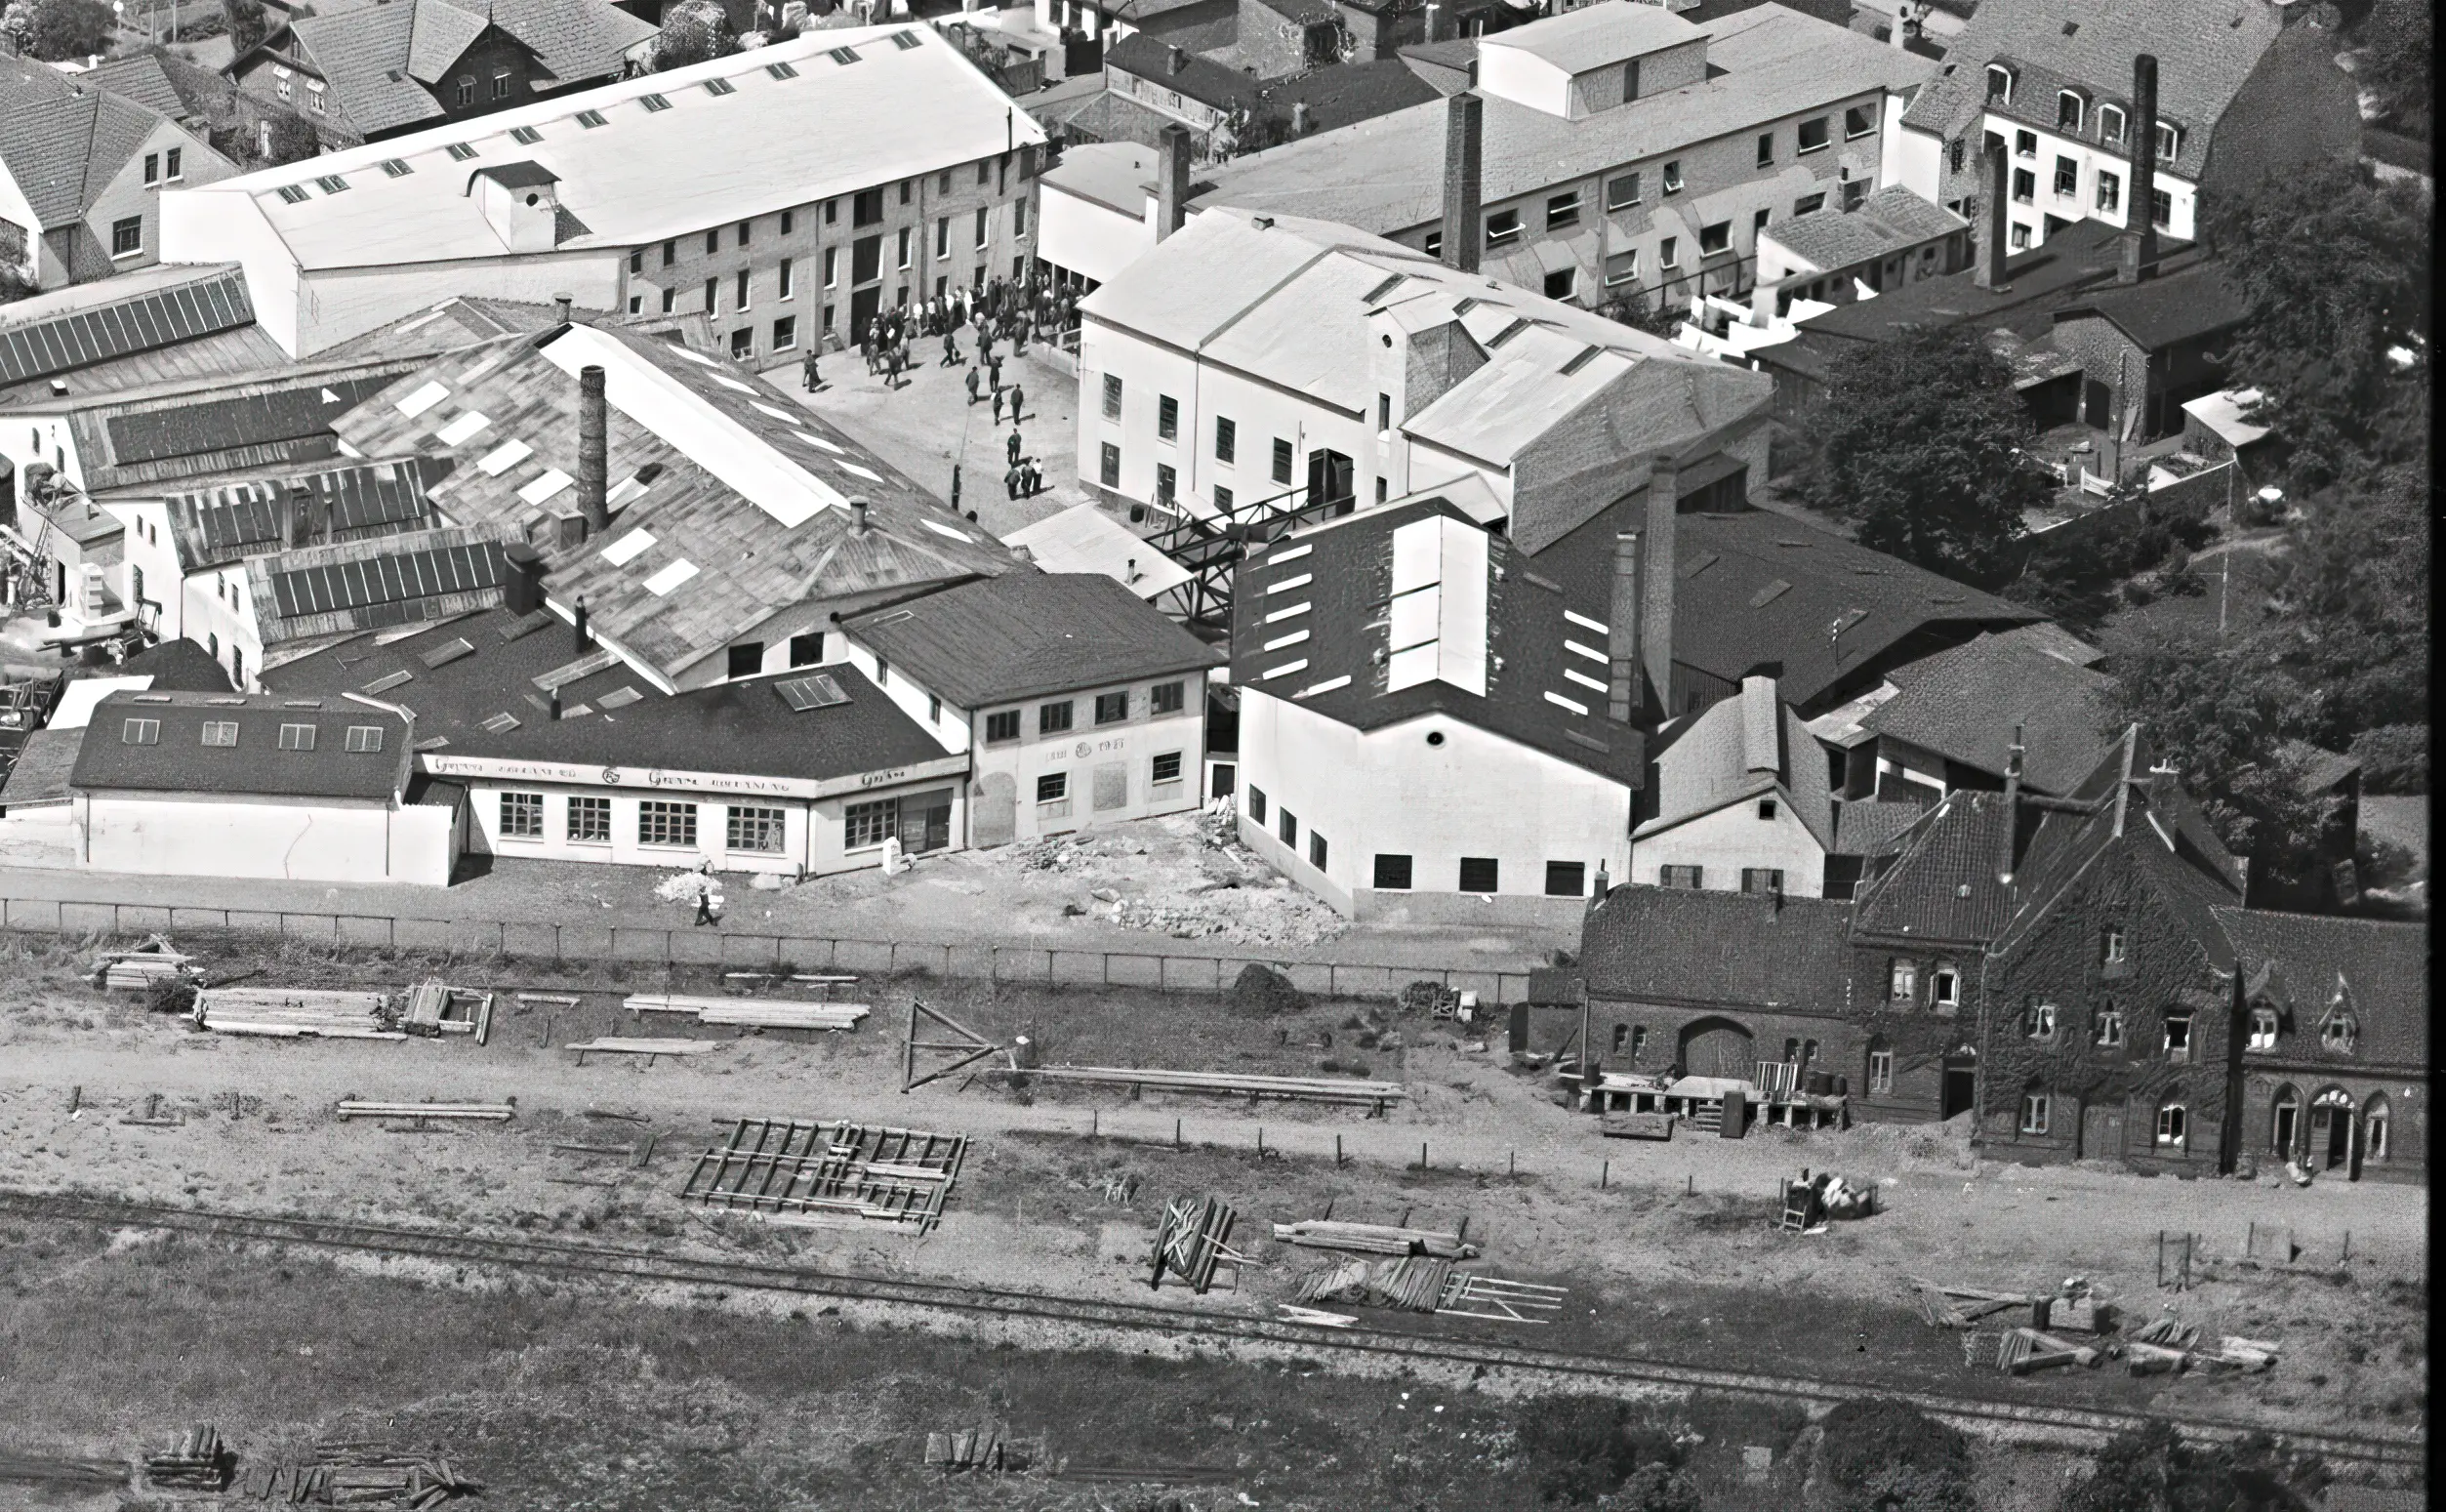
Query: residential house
[[834, 570, 1224, 847], [1177, 3, 1936, 311], [165, 26, 1048, 357], [228, 0, 657, 148], [1893, 0, 2359, 252], [1629, 673, 1835, 897], [0, 57, 239, 292], [1229, 496, 1651, 923], [263, 604, 970, 878], [1061, 35, 1437, 158], [328, 319, 1016, 693], [84, 47, 309, 165], [1827, 623, 2114, 805], [1040, 0, 1244, 64]]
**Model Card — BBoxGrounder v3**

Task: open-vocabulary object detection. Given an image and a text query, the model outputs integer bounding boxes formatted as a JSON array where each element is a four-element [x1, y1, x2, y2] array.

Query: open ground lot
[[0, 929, 2425, 1491]]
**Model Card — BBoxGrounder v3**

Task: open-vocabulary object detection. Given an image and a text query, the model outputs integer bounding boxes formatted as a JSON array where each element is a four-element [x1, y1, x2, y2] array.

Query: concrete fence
[[0, 896, 1538, 1003]]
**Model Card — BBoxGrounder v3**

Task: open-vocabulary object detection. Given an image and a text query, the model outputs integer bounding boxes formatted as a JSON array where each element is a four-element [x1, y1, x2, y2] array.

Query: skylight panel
[[1544, 690, 1589, 715], [315, 174, 349, 194], [1563, 609, 1608, 633], [704, 76, 737, 96], [766, 60, 799, 79], [475, 438, 532, 475], [642, 559, 699, 595], [775, 674, 850, 711], [836, 461, 881, 482], [1295, 675, 1351, 698], [446, 143, 477, 160], [712, 374, 755, 392], [600, 528, 657, 566], [275, 184, 310, 204], [393, 381, 450, 418], [379, 158, 413, 177], [639, 92, 672, 111], [668, 346, 717, 366], [752, 401, 799, 422], [576, 108, 608, 128], [920, 518, 973, 543], [516, 469, 574, 506], [889, 28, 920, 48], [433, 410, 490, 446], [829, 45, 860, 63], [791, 429, 844, 454]]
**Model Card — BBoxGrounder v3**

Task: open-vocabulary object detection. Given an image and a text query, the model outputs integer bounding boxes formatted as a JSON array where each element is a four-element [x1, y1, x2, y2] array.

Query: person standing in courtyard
[[964, 365, 982, 406], [1007, 381, 1024, 424], [1007, 426, 1023, 467], [801, 347, 821, 392]]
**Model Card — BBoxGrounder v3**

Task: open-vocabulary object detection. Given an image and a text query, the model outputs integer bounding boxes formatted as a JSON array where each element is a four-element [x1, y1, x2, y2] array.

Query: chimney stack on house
[[1291, 99, 1312, 135], [578, 363, 609, 536], [503, 542, 546, 616], [1607, 530, 1641, 722], [1167, 43, 1187, 74], [1975, 139, 2010, 289], [851, 496, 872, 534], [554, 293, 572, 323], [572, 595, 590, 651], [1440, 92, 1484, 274], [1155, 123, 1192, 241], [1424, 0, 1444, 41], [1641, 462, 1678, 719], [2121, 54, 2160, 284], [1999, 722, 2024, 883]]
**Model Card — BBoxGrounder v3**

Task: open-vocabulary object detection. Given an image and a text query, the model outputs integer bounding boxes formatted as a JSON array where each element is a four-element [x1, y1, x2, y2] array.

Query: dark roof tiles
[[1580, 885, 1855, 1010], [71, 689, 413, 801], [842, 570, 1223, 709]]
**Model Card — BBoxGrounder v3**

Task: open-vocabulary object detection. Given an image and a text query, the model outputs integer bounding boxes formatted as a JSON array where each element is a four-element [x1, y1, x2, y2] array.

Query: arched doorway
[[1676, 1016, 1755, 1081], [1939, 1045, 1977, 1122], [2309, 1088, 2354, 1172], [2361, 1092, 2390, 1172], [2269, 1085, 2301, 1164]]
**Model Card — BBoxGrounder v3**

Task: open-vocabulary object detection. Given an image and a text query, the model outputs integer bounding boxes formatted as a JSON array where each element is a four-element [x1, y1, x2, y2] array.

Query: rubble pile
[[984, 815, 1349, 948]]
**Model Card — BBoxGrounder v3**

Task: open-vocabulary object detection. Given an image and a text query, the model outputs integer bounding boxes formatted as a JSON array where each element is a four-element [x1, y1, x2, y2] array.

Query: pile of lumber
[[238, 1441, 480, 1507], [402, 982, 494, 1044], [1271, 1218, 1478, 1258], [91, 937, 197, 993], [143, 1425, 227, 1491], [1992, 1327, 2104, 1374], [1023, 1064, 1406, 1106], [1295, 1255, 1452, 1313], [335, 1101, 514, 1123], [193, 987, 401, 1041], [1907, 1277, 2035, 1329], [567, 1038, 722, 1063], [921, 1428, 1038, 1472], [626, 993, 869, 1032], [0, 1452, 126, 1489]]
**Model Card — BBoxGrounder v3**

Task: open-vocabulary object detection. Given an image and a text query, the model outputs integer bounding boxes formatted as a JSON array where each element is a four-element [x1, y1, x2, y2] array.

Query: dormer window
[[2056, 90, 2083, 133], [1985, 64, 2014, 104], [2154, 122, 2181, 162], [2319, 1009, 2357, 1053], [2098, 103, 2126, 146], [2247, 1006, 2278, 1050]]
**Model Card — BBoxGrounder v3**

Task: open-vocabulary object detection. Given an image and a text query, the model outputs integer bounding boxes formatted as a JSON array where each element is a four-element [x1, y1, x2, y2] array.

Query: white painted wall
[[1476, 44, 1574, 119], [1036, 179, 1155, 288], [449, 775, 969, 877], [158, 188, 303, 352], [297, 251, 622, 357], [1887, 96, 1941, 200], [0, 163, 45, 284], [1629, 792, 1827, 897], [1977, 108, 2194, 247], [0, 803, 79, 868], [1237, 691, 1632, 919], [79, 791, 448, 884]]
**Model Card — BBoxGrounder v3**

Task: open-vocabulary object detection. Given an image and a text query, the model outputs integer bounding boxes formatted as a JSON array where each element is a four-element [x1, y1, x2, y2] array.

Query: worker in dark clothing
[[1007, 381, 1024, 423], [964, 366, 982, 405], [990, 385, 1004, 424], [1006, 428, 1023, 466], [800, 348, 822, 391], [1003, 462, 1024, 501]]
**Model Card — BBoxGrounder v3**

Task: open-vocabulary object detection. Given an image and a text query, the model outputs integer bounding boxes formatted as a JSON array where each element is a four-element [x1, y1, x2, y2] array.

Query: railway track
[[0, 1190, 2423, 1471]]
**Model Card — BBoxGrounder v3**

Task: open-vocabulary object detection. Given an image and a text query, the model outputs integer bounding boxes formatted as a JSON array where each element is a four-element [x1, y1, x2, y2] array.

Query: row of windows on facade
[[1097, 382, 1299, 503], [982, 680, 1190, 742], [2015, 1090, 2194, 1148], [495, 791, 958, 852], [1989, 132, 2170, 223], [1030, 751, 1186, 806], [625, 199, 1027, 291], [121, 716, 382, 753], [1243, 785, 1592, 896], [2265, 1085, 2393, 1163], [1983, 65, 2183, 161], [1653, 864, 1790, 895]]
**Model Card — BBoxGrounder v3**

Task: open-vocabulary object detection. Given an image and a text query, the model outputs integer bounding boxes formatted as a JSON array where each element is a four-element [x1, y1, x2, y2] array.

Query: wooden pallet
[[679, 1118, 967, 1232], [1437, 1272, 1568, 1324]]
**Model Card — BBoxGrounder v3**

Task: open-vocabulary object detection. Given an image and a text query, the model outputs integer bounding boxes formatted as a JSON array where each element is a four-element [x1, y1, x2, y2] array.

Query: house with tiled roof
[[0, 56, 239, 291], [229, 0, 657, 148], [1839, 624, 2116, 803], [85, 48, 309, 165], [1748, 183, 1968, 321], [1891, 0, 2356, 252], [1629, 673, 1836, 897], [1072, 34, 1439, 157]]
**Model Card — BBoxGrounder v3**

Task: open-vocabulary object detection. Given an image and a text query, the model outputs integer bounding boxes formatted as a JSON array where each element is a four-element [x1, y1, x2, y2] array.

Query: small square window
[[1543, 267, 1575, 301], [1932, 966, 1959, 1006], [277, 722, 317, 752], [1157, 394, 1178, 441], [1604, 250, 1638, 285], [727, 642, 764, 680], [510, 125, 543, 144], [1845, 103, 1875, 139], [1039, 700, 1075, 734], [122, 717, 161, 746], [1658, 864, 1701, 889], [1101, 373, 1123, 420], [2019, 1093, 2051, 1135], [1740, 867, 1783, 895], [1246, 786, 1267, 824], [2164, 1014, 2192, 1059], [1152, 751, 1183, 784], [1757, 798, 1777, 821], [2102, 928, 2127, 963], [1605, 172, 1641, 211], [1545, 190, 1580, 229], [2095, 1006, 2125, 1046], [110, 217, 143, 257], [2156, 1104, 2187, 1147], [1889, 959, 1916, 1001], [1094, 691, 1128, 724], [1278, 808, 1298, 845], [726, 805, 786, 854], [200, 720, 239, 748], [1797, 116, 1830, 153], [2024, 1003, 2057, 1040], [1373, 853, 1412, 889], [501, 792, 545, 838], [1544, 861, 1585, 897], [985, 710, 1021, 743], [568, 796, 611, 843], [344, 725, 384, 753], [2247, 1008, 2278, 1050], [1458, 856, 1499, 893], [1661, 161, 1683, 194], [1308, 831, 1327, 870], [1868, 1050, 1894, 1094], [1151, 680, 1186, 715], [1037, 772, 1068, 803], [1485, 208, 1522, 243]]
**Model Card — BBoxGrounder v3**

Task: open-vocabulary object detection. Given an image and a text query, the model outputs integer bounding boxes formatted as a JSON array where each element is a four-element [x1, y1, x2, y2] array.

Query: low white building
[[835, 568, 1224, 846], [1035, 140, 1162, 292], [1629, 674, 1834, 898], [1230, 496, 1649, 924]]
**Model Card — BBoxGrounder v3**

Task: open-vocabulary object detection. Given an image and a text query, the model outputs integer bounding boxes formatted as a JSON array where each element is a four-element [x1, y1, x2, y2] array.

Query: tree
[[2353, 0, 2431, 141], [1816, 1399, 1977, 1512], [2206, 160, 2431, 487], [221, 0, 266, 54], [2063, 1422, 2327, 1512], [22, 0, 113, 61], [2260, 461, 2429, 745], [1513, 1397, 1686, 1504], [655, 0, 735, 69], [1795, 327, 2047, 588], [262, 112, 321, 166], [2004, 490, 2217, 634]]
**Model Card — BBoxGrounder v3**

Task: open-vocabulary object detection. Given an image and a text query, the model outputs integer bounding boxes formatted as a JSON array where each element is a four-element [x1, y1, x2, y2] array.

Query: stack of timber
[[335, 1100, 514, 1123], [1294, 1255, 1452, 1313], [920, 1428, 1039, 1472], [566, 1038, 722, 1063], [1150, 1196, 1248, 1293], [1992, 1328, 2104, 1374], [143, 1425, 228, 1491], [239, 1441, 480, 1507], [0, 1452, 127, 1489], [1907, 1277, 2035, 1328], [1021, 1064, 1406, 1109], [91, 936, 197, 992], [626, 994, 870, 1032], [193, 987, 402, 1040], [401, 982, 495, 1044], [1270, 1219, 1479, 1258], [680, 1118, 966, 1232]]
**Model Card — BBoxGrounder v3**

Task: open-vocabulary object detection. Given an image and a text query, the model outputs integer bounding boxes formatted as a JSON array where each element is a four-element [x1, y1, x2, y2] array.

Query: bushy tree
[[2348, 723, 2427, 795], [1514, 1397, 1686, 1504], [2004, 492, 2218, 634], [2261, 461, 2429, 744], [2063, 1422, 2326, 1512], [1816, 1398, 1976, 1512], [2352, 0, 2431, 141], [220, 0, 265, 53], [23, 0, 114, 61], [655, 0, 735, 69], [1796, 327, 2047, 588], [262, 112, 320, 165]]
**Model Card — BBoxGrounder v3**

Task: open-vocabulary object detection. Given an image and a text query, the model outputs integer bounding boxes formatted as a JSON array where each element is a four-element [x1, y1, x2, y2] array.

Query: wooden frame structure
[[1150, 1196, 1247, 1293], [680, 1118, 968, 1233], [1434, 1273, 1568, 1324], [901, 999, 1006, 1091]]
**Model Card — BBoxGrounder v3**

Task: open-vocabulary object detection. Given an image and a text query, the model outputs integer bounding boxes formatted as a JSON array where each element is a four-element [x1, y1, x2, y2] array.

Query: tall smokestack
[[1999, 722, 2023, 884], [1424, 0, 1444, 41], [578, 363, 608, 536], [1641, 463, 1677, 718], [1607, 530, 1641, 723], [2122, 54, 2159, 284], [1155, 124, 1191, 241], [1975, 139, 2009, 289], [1441, 92, 1483, 274], [573, 596, 590, 651]]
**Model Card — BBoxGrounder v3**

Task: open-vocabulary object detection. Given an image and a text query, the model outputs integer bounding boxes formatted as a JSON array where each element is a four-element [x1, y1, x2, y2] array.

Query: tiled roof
[[1229, 496, 1647, 789], [0, 58, 185, 231], [115, 636, 239, 692], [263, 605, 953, 784], [1901, 0, 2290, 181], [0, 726, 83, 807], [71, 688, 413, 801], [274, 0, 654, 137], [1864, 630, 2117, 795], [1831, 797, 1924, 858], [1638, 676, 1834, 848], [487, 0, 658, 85], [1106, 39, 1442, 130], [842, 570, 1223, 710], [330, 322, 1012, 685], [1580, 883, 1855, 1010], [1763, 185, 1966, 272], [2279, 739, 2361, 795], [2049, 256, 2250, 350], [286, 2, 450, 136], [405, 0, 493, 84], [2217, 907, 2427, 1071], [82, 53, 192, 119], [1850, 786, 2027, 943], [1671, 510, 2046, 711], [1191, 6, 1934, 233]]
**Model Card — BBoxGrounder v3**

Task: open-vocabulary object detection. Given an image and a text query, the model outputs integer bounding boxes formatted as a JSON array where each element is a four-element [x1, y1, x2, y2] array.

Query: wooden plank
[[565, 1039, 721, 1055]]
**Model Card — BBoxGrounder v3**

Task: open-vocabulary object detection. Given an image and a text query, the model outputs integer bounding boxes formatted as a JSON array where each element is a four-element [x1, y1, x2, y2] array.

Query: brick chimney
[[2121, 54, 2159, 285], [578, 363, 609, 536], [1641, 463, 1677, 718], [1440, 92, 1483, 274], [573, 595, 590, 652], [1999, 722, 2023, 884], [503, 542, 546, 616], [1156, 123, 1192, 241], [1607, 530, 1641, 723], [1975, 139, 2009, 289]]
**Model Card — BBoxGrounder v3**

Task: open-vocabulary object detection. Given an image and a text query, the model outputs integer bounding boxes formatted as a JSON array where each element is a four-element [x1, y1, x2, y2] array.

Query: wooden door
[[2081, 1101, 2124, 1161], [1681, 1023, 1754, 1081]]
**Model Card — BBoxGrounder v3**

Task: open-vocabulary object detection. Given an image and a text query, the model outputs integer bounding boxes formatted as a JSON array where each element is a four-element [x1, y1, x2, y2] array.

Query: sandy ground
[[0, 937, 2424, 1448]]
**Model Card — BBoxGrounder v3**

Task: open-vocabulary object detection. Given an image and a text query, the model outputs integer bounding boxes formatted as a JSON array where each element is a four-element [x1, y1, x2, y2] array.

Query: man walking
[[1007, 427, 1023, 467], [964, 365, 982, 406], [990, 384, 1004, 424], [801, 347, 822, 391], [1007, 381, 1025, 424]]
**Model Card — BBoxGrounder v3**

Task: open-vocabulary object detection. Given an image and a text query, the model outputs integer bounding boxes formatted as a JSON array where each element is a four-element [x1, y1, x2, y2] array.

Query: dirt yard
[[0, 932, 2426, 1458]]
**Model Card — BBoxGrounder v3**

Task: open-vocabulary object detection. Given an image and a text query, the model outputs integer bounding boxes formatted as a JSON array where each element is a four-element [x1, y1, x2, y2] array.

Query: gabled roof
[[1864, 629, 2117, 795], [0, 57, 194, 231], [1670, 510, 2046, 711], [1850, 786, 2027, 944], [1637, 675, 1834, 847], [330, 321, 1011, 683], [153, 457, 444, 572], [262, 604, 954, 784], [1831, 797, 1924, 858], [71, 688, 413, 801], [1229, 496, 1647, 789], [1580, 883, 1855, 1009], [2216, 907, 2427, 1071], [0, 264, 256, 389], [1479, 1, 1705, 76], [1901, 0, 2291, 181], [1763, 185, 1967, 273], [242, 521, 518, 649], [2049, 255, 2250, 350], [843, 569, 1223, 709], [1104, 38, 1442, 130], [270, 0, 656, 137], [1190, 6, 1933, 234], [115, 635, 239, 692]]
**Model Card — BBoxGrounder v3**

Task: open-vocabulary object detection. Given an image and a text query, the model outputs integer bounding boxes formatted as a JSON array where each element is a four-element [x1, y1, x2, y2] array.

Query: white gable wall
[[1629, 789, 1828, 897]]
